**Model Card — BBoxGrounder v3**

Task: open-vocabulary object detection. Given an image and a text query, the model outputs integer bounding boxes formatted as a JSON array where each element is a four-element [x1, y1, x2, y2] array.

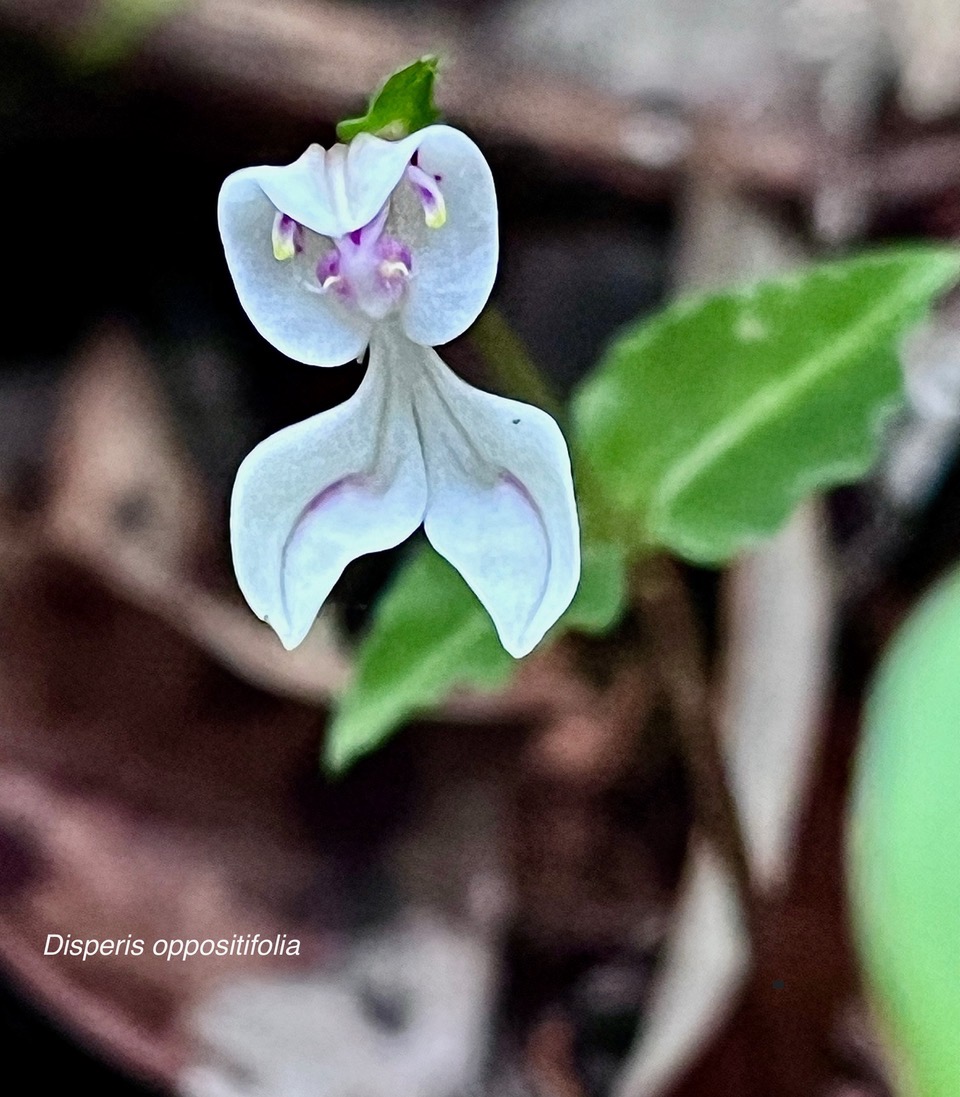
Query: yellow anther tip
[[425, 206, 446, 229]]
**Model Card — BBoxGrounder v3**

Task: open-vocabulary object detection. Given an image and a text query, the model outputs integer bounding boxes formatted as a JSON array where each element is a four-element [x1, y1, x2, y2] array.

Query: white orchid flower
[[218, 124, 580, 658]]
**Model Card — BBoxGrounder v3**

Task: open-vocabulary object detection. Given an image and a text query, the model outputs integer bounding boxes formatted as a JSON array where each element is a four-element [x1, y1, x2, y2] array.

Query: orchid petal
[[374, 332, 579, 657], [219, 173, 371, 366], [397, 127, 498, 346], [230, 351, 428, 649], [240, 134, 419, 239], [219, 126, 497, 361], [237, 128, 494, 261]]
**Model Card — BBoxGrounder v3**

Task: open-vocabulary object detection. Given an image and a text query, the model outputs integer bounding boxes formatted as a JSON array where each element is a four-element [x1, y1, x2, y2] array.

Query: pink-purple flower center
[[272, 156, 446, 322], [313, 203, 414, 321]]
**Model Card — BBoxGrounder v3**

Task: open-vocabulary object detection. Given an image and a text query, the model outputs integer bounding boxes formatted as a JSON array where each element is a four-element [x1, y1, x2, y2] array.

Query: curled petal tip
[[276, 623, 309, 651], [256, 608, 305, 651]]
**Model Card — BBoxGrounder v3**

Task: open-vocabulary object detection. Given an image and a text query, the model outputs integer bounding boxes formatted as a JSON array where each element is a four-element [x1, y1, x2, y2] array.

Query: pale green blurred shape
[[326, 539, 627, 772], [69, 0, 187, 67], [850, 566, 960, 1097]]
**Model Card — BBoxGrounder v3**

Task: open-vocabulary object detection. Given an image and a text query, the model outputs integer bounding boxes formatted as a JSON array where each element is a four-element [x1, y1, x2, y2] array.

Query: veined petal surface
[[230, 353, 428, 649], [218, 174, 372, 366], [372, 332, 579, 657]]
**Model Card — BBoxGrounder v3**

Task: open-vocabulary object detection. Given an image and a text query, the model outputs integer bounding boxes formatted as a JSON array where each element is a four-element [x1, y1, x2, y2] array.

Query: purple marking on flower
[[280, 474, 367, 620], [376, 236, 413, 270], [339, 205, 389, 255], [499, 469, 551, 626], [405, 164, 446, 227], [301, 475, 364, 520], [312, 203, 413, 318], [317, 249, 341, 284], [500, 469, 542, 518], [284, 215, 304, 250], [272, 211, 304, 260], [373, 234, 412, 306]]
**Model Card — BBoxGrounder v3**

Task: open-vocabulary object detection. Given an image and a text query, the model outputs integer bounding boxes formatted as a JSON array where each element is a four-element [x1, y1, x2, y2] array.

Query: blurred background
[[1, 1, 960, 1095]]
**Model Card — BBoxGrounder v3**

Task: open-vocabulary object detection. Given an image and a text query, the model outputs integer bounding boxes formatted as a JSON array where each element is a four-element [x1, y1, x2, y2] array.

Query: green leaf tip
[[336, 56, 442, 143], [574, 246, 960, 567], [323, 544, 511, 775], [324, 539, 629, 775]]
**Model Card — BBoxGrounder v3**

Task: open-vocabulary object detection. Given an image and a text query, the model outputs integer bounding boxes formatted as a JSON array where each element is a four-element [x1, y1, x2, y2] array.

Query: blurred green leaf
[[562, 538, 629, 632], [336, 57, 441, 143], [325, 538, 627, 772], [573, 248, 960, 564], [69, 0, 187, 68], [325, 544, 509, 773], [850, 566, 960, 1097]]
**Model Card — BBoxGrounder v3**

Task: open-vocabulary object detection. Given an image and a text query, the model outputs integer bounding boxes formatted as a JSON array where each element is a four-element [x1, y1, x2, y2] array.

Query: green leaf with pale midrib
[[573, 247, 960, 564]]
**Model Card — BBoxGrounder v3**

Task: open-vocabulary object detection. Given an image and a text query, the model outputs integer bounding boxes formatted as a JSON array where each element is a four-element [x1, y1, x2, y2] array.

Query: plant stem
[[472, 300, 755, 926], [471, 306, 631, 546], [634, 556, 756, 923], [470, 305, 566, 424]]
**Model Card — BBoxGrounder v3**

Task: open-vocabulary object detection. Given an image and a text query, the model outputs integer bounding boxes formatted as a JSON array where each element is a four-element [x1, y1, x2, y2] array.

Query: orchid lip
[[280, 473, 365, 624], [269, 151, 448, 322], [311, 206, 414, 317]]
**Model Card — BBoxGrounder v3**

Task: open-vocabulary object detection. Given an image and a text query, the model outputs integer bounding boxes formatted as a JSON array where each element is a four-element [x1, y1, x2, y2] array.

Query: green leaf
[[325, 539, 628, 772], [573, 247, 960, 565], [850, 566, 960, 1097], [325, 544, 510, 772], [68, 0, 187, 68], [336, 57, 441, 142], [563, 538, 629, 632]]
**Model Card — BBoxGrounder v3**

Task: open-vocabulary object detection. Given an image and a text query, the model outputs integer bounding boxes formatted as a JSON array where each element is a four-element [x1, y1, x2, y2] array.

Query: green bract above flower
[[218, 125, 581, 658], [335, 55, 441, 142]]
